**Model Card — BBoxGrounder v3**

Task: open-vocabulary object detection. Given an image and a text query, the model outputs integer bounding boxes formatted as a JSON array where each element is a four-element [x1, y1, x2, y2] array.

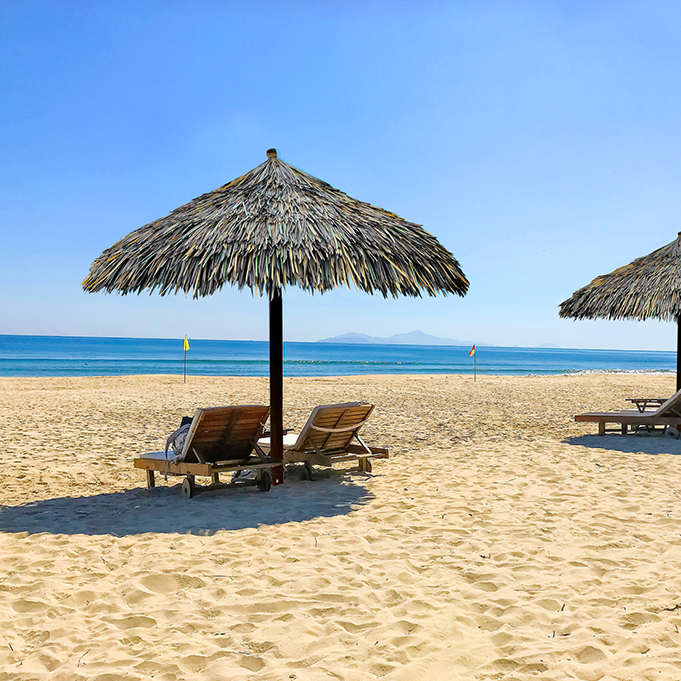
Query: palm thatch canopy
[[559, 233, 681, 322], [83, 150, 468, 299], [83, 149, 469, 470], [560, 232, 681, 391]]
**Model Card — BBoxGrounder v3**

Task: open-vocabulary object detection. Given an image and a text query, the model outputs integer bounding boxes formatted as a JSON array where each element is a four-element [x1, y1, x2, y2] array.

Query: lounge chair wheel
[[258, 470, 272, 492], [301, 462, 313, 481], [182, 477, 195, 499]]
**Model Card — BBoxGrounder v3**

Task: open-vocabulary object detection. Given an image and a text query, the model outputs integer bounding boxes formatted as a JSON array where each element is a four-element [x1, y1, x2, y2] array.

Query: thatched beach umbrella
[[83, 149, 469, 466], [559, 232, 681, 390]]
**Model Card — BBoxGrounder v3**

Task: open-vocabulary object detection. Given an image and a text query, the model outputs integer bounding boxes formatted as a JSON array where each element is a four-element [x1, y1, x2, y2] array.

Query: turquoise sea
[[0, 335, 675, 378]]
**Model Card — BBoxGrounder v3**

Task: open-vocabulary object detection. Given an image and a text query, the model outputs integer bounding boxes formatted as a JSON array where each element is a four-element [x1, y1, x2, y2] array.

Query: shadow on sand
[[565, 433, 681, 456], [0, 472, 373, 537]]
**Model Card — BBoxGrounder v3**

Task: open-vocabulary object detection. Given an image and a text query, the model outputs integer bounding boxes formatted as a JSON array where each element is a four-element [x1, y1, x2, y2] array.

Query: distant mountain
[[317, 330, 494, 347], [537, 342, 560, 348], [320, 333, 379, 344]]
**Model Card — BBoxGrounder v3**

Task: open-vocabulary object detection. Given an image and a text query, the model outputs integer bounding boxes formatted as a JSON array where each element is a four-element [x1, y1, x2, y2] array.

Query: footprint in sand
[[479, 618, 504, 632], [490, 632, 513, 646], [620, 584, 650, 595], [621, 611, 660, 628], [140, 574, 177, 593], [238, 655, 266, 672], [110, 615, 157, 629], [369, 662, 397, 676], [140, 573, 205, 593], [37, 653, 61, 671], [475, 582, 499, 592], [12, 599, 48, 613], [391, 620, 421, 635], [180, 654, 211, 673], [536, 598, 563, 611], [337, 620, 380, 633], [574, 645, 607, 664], [71, 590, 98, 606], [175, 575, 206, 589], [123, 589, 154, 605]]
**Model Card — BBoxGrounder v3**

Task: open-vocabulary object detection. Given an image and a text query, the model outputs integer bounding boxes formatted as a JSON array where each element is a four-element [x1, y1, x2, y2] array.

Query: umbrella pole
[[677, 316, 681, 393], [269, 288, 284, 465]]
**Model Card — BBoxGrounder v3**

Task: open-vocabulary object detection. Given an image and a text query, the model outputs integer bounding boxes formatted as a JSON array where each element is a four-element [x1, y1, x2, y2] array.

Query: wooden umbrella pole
[[677, 315, 681, 393], [269, 287, 284, 464]]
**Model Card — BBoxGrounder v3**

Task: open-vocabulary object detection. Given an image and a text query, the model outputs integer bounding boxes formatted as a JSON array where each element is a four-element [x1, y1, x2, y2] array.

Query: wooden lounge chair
[[258, 402, 389, 476], [135, 405, 279, 498], [575, 390, 681, 435]]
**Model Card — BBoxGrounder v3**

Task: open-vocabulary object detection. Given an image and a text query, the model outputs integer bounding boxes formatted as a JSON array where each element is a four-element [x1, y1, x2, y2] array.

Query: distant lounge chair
[[575, 390, 681, 435], [258, 402, 389, 476], [625, 397, 668, 412], [135, 405, 279, 498]]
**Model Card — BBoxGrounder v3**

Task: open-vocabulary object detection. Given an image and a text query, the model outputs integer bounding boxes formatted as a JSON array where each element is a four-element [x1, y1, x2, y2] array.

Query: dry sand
[[2, 372, 681, 680]]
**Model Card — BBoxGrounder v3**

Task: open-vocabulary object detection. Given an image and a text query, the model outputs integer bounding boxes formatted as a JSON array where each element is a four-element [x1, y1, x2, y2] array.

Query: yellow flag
[[184, 335, 189, 352]]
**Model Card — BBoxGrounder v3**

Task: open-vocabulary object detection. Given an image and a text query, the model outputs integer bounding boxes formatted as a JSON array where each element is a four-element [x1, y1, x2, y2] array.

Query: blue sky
[[2, 1, 681, 350]]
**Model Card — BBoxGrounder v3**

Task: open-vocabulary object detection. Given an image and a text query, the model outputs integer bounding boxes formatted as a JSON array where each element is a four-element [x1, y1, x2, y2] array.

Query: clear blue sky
[[2, 1, 680, 350]]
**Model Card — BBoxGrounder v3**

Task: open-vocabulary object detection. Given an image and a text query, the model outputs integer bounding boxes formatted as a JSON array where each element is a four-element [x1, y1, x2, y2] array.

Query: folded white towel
[[258, 433, 299, 448]]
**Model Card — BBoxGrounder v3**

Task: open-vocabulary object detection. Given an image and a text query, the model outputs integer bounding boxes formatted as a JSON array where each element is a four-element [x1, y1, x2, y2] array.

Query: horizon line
[[0, 332, 675, 354]]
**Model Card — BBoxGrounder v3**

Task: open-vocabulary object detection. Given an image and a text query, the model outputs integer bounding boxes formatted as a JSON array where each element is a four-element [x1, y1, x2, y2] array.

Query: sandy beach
[[2, 372, 681, 680]]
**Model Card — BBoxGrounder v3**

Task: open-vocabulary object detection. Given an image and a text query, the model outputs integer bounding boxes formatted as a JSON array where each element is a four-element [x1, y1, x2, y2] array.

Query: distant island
[[318, 330, 561, 348], [317, 330, 493, 347]]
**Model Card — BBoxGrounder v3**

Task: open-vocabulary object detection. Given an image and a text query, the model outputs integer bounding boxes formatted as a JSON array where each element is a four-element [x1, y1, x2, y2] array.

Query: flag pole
[[183, 335, 189, 384], [474, 350, 476, 382]]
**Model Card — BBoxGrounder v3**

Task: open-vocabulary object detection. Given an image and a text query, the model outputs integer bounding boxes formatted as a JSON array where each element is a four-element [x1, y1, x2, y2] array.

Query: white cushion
[[139, 450, 179, 463]]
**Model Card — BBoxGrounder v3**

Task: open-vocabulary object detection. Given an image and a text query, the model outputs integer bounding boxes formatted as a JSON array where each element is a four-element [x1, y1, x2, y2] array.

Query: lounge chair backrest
[[655, 389, 681, 418], [293, 402, 375, 454], [182, 405, 270, 463]]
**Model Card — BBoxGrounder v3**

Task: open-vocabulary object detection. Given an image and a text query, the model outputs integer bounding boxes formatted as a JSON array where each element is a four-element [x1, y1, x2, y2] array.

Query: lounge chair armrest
[[347, 443, 389, 457]]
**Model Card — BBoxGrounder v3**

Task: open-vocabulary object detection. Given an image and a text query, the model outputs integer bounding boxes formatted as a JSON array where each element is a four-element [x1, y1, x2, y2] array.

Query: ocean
[[0, 335, 675, 378]]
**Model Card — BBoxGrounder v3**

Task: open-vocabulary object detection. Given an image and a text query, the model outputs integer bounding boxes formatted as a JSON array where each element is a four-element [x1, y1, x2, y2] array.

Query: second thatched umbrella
[[83, 149, 469, 468], [559, 232, 681, 390]]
